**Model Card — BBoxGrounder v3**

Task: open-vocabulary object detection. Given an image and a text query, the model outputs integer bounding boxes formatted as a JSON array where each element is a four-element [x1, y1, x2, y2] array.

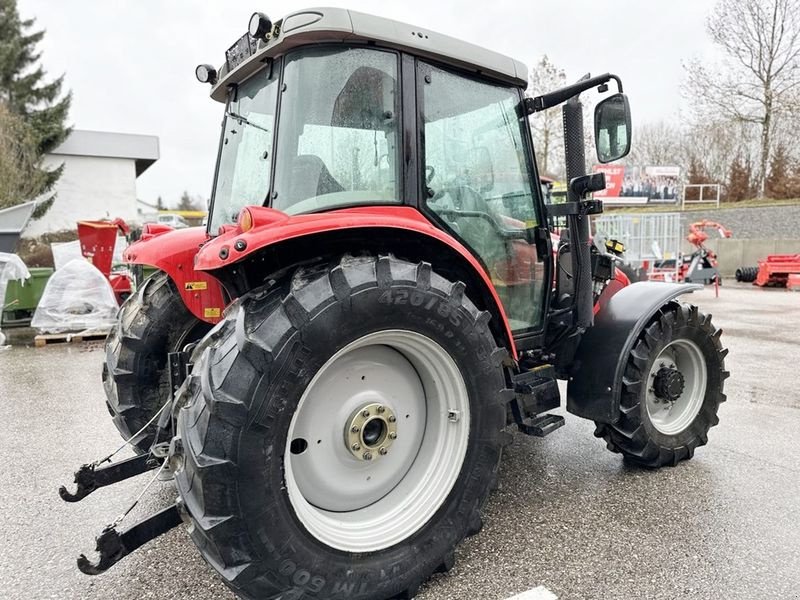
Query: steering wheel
[[425, 165, 436, 185], [447, 182, 493, 214]]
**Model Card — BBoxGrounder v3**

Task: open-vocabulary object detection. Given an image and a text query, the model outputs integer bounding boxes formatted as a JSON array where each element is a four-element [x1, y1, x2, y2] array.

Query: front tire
[[173, 255, 508, 600], [102, 272, 210, 453], [594, 302, 728, 467]]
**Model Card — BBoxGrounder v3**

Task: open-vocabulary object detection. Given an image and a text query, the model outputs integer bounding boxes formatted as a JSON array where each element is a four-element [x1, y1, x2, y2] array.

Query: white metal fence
[[682, 184, 721, 209], [592, 213, 683, 281]]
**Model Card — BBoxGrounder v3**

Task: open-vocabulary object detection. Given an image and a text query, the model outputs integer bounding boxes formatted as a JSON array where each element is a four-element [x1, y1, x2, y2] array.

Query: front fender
[[194, 205, 516, 354], [123, 226, 226, 324], [566, 282, 702, 423]]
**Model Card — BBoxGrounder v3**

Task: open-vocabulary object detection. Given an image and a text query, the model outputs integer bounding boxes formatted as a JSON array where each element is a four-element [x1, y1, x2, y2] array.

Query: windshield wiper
[[226, 111, 270, 134]]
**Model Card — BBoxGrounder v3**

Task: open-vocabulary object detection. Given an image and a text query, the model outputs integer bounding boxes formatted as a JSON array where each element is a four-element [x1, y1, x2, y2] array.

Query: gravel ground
[[1, 282, 798, 599]]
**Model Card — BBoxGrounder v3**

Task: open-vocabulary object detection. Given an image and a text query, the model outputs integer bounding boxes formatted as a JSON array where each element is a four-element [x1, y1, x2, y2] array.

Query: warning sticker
[[204, 307, 221, 318], [185, 281, 208, 291]]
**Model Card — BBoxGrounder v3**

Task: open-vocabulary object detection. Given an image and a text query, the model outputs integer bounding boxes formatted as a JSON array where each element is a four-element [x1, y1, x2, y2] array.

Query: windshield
[[272, 47, 401, 215], [209, 65, 279, 232]]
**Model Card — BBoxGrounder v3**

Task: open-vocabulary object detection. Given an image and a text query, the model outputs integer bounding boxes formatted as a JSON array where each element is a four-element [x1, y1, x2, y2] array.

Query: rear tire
[[594, 302, 728, 467], [102, 271, 210, 453], [173, 255, 508, 600], [735, 266, 757, 282]]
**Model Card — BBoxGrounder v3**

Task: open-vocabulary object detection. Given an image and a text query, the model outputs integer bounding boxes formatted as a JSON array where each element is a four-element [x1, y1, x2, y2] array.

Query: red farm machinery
[[736, 253, 800, 287], [61, 9, 728, 600]]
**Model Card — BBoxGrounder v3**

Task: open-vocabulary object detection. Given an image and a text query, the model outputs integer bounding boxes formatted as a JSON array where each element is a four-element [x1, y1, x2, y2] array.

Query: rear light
[[238, 207, 254, 232]]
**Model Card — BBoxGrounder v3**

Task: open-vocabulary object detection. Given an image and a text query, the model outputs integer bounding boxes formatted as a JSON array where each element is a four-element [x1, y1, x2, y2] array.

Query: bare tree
[[686, 0, 800, 196], [628, 121, 685, 166], [683, 118, 755, 188], [527, 55, 566, 177]]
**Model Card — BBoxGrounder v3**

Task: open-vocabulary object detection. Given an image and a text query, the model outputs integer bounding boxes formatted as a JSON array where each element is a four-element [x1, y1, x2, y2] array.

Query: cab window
[[421, 63, 545, 332]]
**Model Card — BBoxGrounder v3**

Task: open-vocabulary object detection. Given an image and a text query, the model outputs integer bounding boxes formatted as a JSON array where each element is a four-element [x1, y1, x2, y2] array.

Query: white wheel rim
[[284, 329, 470, 552], [645, 338, 708, 435]]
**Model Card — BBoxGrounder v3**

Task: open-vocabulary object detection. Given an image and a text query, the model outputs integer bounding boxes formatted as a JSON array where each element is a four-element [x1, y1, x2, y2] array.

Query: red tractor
[[66, 9, 727, 600]]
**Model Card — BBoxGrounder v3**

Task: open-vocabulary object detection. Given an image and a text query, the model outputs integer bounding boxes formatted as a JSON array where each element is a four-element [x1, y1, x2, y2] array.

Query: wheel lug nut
[[363, 452, 373, 461], [379, 447, 388, 456], [388, 415, 396, 423], [352, 443, 361, 451], [376, 405, 385, 413], [351, 426, 359, 433], [361, 409, 370, 418], [388, 432, 397, 440]]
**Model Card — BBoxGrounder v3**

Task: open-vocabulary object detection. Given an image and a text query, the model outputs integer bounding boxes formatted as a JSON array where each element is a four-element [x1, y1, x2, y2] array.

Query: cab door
[[417, 61, 549, 335]]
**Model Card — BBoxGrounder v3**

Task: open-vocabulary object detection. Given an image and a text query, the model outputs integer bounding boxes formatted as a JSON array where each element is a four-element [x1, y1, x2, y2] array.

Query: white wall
[[24, 154, 139, 237]]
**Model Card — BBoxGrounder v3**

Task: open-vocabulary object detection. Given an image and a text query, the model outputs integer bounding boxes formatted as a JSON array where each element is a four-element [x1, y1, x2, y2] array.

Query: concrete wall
[[687, 238, 800, 278], [24, 154, 139, 237], [679, 205, 800, 240]]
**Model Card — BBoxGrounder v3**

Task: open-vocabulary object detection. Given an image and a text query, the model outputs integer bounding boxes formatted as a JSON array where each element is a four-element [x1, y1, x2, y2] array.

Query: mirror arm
[[524, 73, 623, 114]]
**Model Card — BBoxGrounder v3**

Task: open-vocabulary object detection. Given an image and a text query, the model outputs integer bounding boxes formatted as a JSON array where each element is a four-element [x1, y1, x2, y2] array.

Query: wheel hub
[[345, 403, 398, 461], [645, 339, 708, 435], [653, 367, 685, 402]]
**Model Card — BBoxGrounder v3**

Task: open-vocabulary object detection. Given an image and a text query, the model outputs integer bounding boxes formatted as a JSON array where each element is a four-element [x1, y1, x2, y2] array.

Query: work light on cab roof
[[194, 63, 216, 85], [248, 12, 273, 40]]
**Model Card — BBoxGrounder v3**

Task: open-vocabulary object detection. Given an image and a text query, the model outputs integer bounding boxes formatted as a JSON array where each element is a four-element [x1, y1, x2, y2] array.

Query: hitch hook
[[77, 503, 182, 575], [59, 454, 158, 503]]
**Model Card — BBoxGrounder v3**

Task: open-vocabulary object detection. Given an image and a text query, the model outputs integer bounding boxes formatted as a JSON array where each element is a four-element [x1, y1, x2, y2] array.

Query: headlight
[[195, 64, 217, 85]]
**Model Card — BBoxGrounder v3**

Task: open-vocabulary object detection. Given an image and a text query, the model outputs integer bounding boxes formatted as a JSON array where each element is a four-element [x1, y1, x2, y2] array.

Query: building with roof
[[24, 129, 159, 236]]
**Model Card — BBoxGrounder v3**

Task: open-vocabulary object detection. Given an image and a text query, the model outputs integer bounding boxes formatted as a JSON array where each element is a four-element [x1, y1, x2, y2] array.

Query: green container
[[2, 267, 53, 325]]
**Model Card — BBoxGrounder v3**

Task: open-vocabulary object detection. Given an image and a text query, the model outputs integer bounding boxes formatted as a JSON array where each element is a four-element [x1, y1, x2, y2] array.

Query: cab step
[[510, 365, 564, 437], [517, 413, 565, 437]]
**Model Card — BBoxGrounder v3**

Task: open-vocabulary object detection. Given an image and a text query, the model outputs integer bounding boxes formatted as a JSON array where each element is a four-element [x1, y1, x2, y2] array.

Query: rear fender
[[194, 206, 517, 355], [566, 282, 702, 423], [122, 226, 226, 324]]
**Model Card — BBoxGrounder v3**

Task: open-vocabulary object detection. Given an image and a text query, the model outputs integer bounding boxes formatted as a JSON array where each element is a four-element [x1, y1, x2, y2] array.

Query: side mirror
[[594, 93, 631, 164]]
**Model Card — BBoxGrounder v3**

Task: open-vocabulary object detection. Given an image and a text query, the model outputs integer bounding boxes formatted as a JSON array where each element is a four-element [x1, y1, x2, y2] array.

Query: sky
[[16, 0, 718, 208]]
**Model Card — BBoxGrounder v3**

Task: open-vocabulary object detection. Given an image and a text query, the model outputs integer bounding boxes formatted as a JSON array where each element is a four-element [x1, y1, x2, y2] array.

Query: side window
[[421, 63, 544, 332]]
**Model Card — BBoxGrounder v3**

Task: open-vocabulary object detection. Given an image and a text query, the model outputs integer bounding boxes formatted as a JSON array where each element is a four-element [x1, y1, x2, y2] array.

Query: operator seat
[[288, 154, 345, 202]]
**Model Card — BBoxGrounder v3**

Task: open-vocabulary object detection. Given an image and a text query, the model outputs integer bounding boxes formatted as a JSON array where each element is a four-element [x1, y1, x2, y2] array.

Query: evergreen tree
[[176, 190, 200, 212], [0, 102, 46, 208], [726, 155, 753, 202], [156, 195, 165, 210], [764, 144, 791, 199], [787, 158, 800, 199], [684, 157, 713, 202], [0, 0, 71, 209]]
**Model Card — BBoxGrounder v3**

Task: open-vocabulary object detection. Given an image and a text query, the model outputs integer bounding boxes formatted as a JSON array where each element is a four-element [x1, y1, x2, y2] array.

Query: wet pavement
[[1, 282, 798, 599]]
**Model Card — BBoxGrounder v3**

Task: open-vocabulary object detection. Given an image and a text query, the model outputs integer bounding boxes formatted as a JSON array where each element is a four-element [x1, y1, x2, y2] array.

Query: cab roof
[[209, 7, 529, 102]]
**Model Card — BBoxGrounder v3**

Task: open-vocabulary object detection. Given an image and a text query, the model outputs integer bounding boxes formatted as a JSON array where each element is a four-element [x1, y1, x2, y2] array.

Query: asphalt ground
[[1, 282, 798, 599]]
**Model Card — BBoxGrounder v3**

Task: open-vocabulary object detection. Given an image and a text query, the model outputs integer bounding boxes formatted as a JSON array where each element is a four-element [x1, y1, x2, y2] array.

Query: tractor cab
[[200, 8, 629, 342]]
